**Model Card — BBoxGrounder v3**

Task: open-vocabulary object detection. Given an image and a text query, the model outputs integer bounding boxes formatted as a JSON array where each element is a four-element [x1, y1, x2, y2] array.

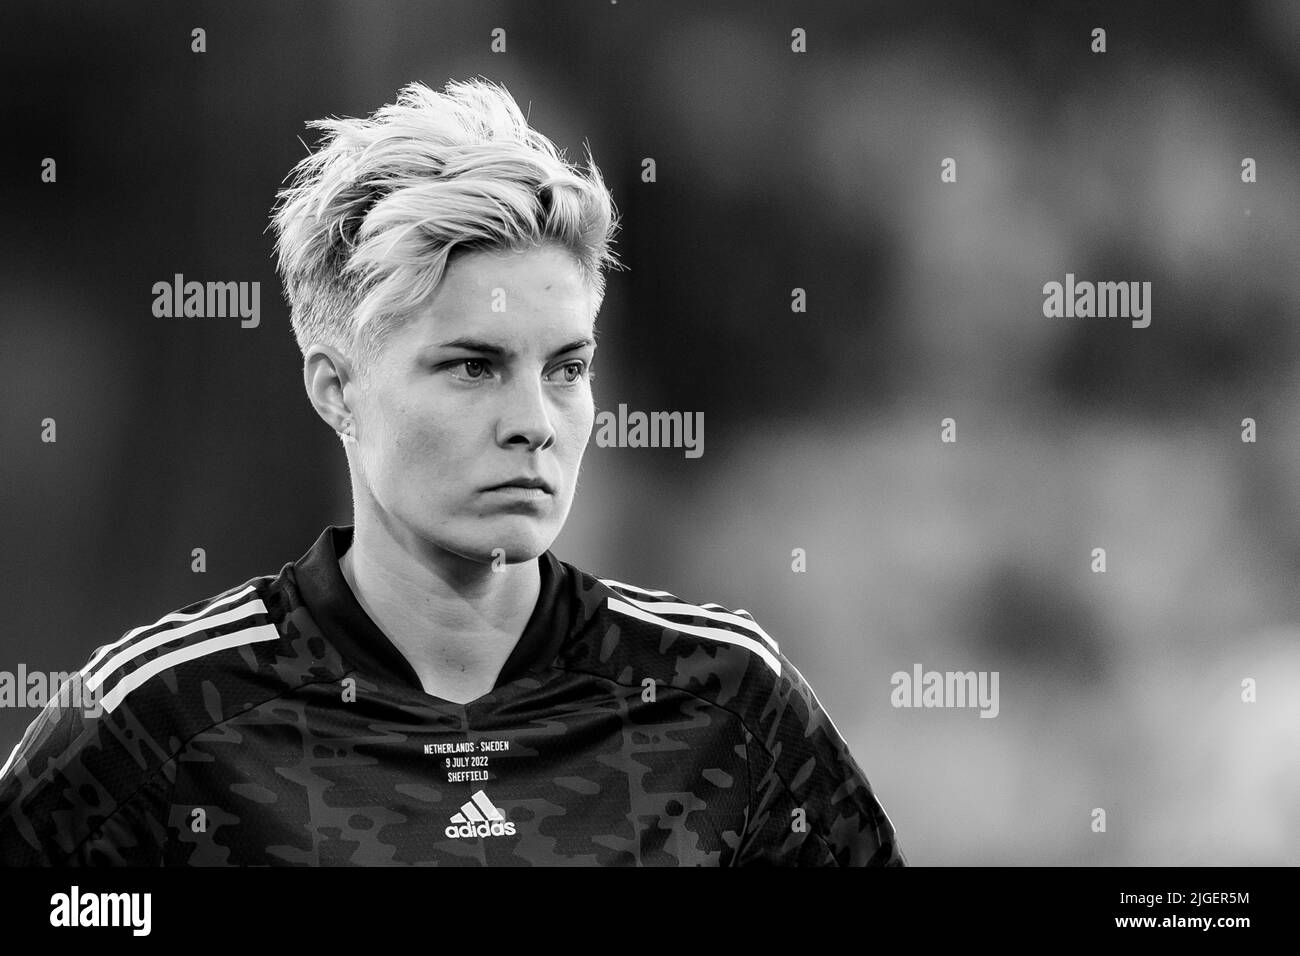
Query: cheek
[[396, 417, 461, 474], [368, 397, 459, 478], [558, 398, 595, 460], [568, 390, 596, 435]]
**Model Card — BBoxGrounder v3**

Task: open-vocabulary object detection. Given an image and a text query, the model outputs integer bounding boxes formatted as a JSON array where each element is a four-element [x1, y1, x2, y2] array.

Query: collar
[[291, 525, 575, 694]]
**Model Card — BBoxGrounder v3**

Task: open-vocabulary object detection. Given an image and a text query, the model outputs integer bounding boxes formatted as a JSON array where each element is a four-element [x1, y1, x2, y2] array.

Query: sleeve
[[731, 647, 906, 867], [0, 662, 172, 866]]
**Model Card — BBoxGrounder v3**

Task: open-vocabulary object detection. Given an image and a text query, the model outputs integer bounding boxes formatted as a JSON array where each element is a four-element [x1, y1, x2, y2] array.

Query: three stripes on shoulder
[[76, 576, 788, 717], [601, 578, 858, 755], [79, 585, 276, 715], [599, 578, 782, 676]]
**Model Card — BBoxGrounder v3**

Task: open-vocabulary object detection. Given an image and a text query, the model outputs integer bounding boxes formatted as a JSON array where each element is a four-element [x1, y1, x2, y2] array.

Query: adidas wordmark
[[445, 790, 517, 839]]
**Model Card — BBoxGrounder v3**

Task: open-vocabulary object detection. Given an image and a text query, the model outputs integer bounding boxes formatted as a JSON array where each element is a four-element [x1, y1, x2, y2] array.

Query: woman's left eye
[[552, 361, 587, 383]]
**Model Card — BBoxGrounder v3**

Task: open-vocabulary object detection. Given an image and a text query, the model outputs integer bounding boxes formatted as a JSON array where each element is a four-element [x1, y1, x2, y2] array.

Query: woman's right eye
[[447, 359, 491, 381]]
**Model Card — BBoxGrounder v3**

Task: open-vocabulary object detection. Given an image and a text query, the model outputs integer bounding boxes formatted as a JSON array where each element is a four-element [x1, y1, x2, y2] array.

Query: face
[[344, 244, 598, 565]]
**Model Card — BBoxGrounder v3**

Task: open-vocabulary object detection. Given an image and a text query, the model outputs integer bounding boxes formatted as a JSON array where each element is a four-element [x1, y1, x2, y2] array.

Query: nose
[[496, 376, 556, 451]]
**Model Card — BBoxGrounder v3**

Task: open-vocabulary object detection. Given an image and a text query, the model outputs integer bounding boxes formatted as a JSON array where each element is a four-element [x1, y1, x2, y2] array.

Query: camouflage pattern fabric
[[0, 526, 905, 866]]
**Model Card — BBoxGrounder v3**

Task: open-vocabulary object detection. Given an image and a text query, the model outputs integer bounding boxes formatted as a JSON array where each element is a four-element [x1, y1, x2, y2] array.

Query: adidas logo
[[444, 790, 517, 839]]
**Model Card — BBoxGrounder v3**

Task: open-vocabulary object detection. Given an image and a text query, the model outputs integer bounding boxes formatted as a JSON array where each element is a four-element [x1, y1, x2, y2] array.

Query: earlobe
[[303, 345, 354, 434]]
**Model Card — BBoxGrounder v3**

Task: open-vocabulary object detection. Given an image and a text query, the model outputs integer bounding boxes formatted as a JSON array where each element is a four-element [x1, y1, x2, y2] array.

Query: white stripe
[[87, 600, 268, 693], [709, 605, 759, 624], [0, 741, 20, 781], [606, 598, 781, 675], [99, 624, 280, 714], [450, 812, 467, 824], [877, 799, 900, 842], [80, 585, 259, 678], [604, 588, 847, 752], [608, 592, 861, 808], [598, 578, 675, 599], [471, 791, 503, 821], [461, 802, 486, 823], [601, 592, 778, 653]]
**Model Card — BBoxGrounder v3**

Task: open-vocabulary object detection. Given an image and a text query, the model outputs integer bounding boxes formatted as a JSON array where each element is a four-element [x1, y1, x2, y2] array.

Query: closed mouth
[[486, 478, 554, 494]]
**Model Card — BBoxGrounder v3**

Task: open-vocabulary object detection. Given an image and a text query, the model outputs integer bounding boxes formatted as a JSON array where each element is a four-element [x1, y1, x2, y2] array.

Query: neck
[[339, 516, 541, 704]]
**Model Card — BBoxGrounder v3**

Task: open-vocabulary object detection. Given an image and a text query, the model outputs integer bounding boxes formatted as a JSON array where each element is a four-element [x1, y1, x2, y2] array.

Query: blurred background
[[2, 0, 1298, 864]]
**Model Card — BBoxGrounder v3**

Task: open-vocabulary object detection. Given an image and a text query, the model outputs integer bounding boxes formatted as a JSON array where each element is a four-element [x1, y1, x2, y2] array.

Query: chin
[[442, 518, 556, 566]]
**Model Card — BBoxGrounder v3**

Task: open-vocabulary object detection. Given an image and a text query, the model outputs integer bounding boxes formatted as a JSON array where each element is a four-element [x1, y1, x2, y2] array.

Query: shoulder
[[83, 573, 290, 720], [2, 571, 298, 789], [563, 565, 803, 718], [0, 572, 300, 863], [566, 570, 903, 867], [564, 563, 864, 762]]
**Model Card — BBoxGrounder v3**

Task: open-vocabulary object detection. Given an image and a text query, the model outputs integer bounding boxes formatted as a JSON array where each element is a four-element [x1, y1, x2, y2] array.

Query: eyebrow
[[428, 337, 596, 358]]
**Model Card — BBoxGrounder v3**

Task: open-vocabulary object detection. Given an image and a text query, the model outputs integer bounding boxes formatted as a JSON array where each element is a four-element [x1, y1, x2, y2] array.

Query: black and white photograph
[[0, 0, 1294, 935]]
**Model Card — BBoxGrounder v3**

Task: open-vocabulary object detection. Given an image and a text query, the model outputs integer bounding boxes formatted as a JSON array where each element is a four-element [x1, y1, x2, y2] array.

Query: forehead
[[405, 245, 595, 344]]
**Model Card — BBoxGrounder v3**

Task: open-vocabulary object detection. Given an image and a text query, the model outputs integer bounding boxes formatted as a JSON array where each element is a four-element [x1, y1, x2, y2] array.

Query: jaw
[[442, 512, 562, 565]]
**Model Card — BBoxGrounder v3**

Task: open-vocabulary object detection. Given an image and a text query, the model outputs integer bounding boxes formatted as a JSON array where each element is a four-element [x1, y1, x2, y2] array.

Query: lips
[[485, 476, 554, 494]]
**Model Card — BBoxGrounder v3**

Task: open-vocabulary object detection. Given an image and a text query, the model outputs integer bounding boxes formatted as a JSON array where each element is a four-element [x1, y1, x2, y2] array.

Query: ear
[[303, 344, 356, 436]]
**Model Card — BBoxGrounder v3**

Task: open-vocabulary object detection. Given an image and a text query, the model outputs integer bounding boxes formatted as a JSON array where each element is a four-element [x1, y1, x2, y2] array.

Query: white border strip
[[80, 585, 259, 678], [601, 592, 778, 653], [0, 741, 20, 781], [606, 598, 781, 675], [597, 577, 675, 598], [87, 599, 268, 693], [100, 623, 280, 714]]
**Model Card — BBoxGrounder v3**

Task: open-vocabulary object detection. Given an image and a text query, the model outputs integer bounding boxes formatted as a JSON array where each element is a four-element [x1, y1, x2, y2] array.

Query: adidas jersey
[[0, 525, 905, 866]]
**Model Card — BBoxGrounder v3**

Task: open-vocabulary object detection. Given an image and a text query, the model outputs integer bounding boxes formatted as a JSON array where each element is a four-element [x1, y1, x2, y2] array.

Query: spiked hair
[[270, 78, 621, 370]]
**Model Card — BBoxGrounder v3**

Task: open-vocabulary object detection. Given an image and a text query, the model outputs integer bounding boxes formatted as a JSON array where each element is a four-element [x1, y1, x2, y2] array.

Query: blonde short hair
[[270, 78, 621, 370]]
